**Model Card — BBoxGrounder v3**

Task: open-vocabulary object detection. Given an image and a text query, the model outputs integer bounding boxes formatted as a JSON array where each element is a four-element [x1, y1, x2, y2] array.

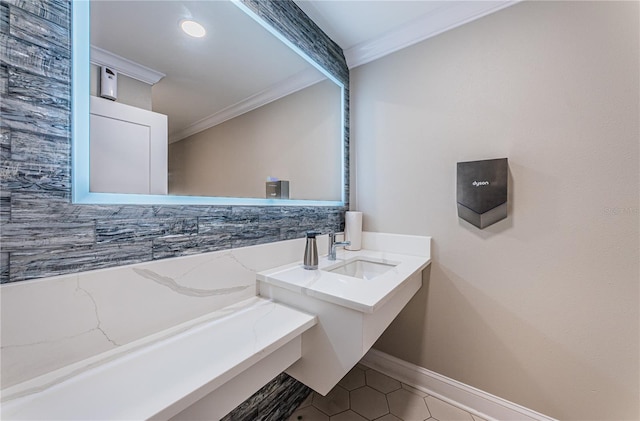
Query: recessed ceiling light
[[180, 19, 206, 38]]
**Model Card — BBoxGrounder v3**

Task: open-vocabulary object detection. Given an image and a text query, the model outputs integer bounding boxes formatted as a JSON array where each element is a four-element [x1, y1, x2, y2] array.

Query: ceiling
[[90, 1, 517, 142], [296, 1, 457, 49], [90, 0, 324, 143], [294, 0, 518, 68]]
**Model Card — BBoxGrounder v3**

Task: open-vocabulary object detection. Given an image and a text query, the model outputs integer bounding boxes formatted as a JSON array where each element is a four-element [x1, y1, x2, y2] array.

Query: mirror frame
[[72, 0, 346, 206]]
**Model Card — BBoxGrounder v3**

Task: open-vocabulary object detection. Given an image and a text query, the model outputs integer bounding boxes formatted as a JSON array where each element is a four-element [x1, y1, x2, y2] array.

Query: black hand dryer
[[457, 158, 508, 229]]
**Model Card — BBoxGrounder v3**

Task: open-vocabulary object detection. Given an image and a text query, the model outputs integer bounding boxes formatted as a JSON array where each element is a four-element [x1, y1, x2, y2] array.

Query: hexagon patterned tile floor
[[287, 364, 487, 421]]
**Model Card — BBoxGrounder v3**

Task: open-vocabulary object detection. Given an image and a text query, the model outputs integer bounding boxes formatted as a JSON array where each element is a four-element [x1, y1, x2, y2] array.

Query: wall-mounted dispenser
[[266, 180, 289, 199], [100, 66, 118, 101], [457, 158, 508, 229]]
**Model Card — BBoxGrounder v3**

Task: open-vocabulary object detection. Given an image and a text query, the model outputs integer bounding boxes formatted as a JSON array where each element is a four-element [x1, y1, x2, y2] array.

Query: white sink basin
[[256, 232, 432, 395], [324, 258, 397, 280]]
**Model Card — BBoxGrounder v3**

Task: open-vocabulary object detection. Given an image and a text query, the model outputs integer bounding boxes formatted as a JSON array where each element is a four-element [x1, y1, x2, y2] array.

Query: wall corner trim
[[90, 45, 165, 85], [344, 1, 520, 69], [360, 349, 558, 421]]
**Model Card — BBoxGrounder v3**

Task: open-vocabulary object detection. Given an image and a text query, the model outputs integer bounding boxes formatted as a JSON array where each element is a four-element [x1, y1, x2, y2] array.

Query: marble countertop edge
[[1, 297, 317, 420]]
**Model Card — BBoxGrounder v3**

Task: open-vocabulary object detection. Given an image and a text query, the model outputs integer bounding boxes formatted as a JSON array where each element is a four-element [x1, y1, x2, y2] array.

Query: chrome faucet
[[328, 232, 351, 260]]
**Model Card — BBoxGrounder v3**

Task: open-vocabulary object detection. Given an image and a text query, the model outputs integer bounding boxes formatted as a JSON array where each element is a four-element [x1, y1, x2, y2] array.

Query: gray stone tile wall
[[222, 372, 312, 421], [0, 0, 349, 285], [1, 1, 347, 416]]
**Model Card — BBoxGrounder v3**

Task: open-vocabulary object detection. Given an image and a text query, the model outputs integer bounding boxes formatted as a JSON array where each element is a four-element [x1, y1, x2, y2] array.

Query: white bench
[[1, 297, 316, 420]]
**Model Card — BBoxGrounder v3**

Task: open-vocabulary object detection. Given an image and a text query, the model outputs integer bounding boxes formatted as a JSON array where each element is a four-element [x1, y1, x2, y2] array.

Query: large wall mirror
[[72, 0, 346, 206]]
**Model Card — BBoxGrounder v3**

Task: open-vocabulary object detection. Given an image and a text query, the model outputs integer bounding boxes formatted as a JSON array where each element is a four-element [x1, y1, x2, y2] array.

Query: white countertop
[[1, 297, 316, 420], [257, 233, 431, 313]]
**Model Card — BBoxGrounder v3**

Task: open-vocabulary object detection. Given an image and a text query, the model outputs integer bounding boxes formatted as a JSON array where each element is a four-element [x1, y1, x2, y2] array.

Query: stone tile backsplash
[[1, 0, 348, 418], [0, 0, 349, 284]]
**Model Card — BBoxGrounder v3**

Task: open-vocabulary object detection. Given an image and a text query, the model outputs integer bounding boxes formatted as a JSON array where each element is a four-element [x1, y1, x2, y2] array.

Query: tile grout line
[[289, 365, 479, 421]]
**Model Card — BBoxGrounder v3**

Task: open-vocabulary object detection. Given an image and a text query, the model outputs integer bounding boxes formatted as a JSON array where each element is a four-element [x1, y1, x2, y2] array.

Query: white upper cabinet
[[89, 96, 168, 195]]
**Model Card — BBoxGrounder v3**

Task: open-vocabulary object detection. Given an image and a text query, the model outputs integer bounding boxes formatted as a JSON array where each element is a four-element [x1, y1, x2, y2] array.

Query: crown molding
[[345, 1, 519, 69], [90, 45, 165, 85], [169, 67, 325, 143]]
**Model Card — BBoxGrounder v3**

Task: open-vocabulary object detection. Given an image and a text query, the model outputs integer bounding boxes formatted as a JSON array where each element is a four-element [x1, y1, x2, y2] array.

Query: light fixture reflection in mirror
[[180, 19, 206, 38], [73, 0, 346, 206]]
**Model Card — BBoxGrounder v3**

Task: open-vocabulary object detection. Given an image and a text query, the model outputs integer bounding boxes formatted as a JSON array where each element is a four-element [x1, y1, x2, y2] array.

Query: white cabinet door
[[89, 96, 168, 195]]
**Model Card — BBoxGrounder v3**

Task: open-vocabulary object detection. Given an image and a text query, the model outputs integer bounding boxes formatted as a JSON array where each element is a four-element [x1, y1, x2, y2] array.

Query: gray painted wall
[[354, 2, 639, 419]]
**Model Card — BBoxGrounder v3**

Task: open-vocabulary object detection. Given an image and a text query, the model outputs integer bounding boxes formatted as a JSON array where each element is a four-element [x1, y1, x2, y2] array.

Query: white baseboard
[[360, 349, 557, 421]]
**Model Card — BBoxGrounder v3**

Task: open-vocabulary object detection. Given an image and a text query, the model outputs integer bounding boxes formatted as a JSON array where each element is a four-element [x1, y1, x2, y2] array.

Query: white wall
[[168, 80, 342, 201], [352, 1, 639, 420]]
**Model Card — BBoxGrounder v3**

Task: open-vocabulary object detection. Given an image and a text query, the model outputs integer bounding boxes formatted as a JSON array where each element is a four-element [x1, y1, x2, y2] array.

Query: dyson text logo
[[472, 181, 490, 187]]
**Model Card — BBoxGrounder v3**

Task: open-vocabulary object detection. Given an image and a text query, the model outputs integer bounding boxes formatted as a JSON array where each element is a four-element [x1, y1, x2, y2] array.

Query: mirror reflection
[[89, 0, 343, 201]]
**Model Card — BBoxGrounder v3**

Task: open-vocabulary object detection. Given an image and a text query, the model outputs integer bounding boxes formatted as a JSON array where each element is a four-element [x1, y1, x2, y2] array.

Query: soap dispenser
[[303, 231, 320, 270]]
